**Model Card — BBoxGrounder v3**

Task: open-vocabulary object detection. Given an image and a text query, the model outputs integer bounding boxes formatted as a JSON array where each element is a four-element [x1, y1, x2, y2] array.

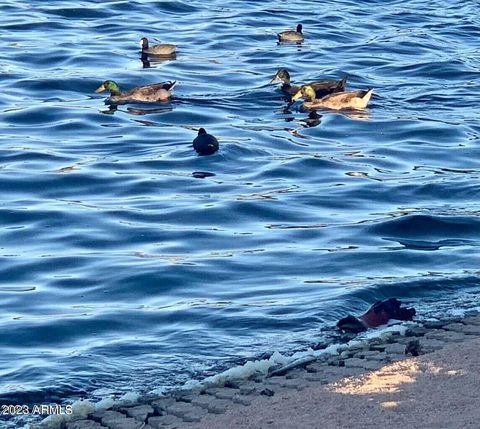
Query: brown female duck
[[270, 69, 347, 98], [292, 84, 373, 110], [277, 24, 304, 42]]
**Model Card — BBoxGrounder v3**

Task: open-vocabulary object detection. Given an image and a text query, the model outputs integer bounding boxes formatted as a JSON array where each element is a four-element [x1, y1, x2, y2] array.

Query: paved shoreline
[[35, 312, 480, 429]]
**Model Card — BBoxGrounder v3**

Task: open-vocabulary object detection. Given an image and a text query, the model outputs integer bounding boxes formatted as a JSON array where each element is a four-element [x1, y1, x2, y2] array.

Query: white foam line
[[37, 322, 411, 428]]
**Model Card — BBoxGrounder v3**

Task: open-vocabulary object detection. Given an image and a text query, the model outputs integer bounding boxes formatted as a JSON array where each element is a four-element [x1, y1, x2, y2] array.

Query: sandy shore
[[183, 336, 480, 429], [37, 314, 480, 429]]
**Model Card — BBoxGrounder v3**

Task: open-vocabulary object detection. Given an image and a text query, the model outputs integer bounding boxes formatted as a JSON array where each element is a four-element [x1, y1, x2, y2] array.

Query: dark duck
[[193, 128, 219, 156]]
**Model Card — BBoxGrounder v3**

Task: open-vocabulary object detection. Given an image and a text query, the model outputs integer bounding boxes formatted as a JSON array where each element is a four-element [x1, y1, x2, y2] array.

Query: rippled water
[[1, 0, 480, 419]]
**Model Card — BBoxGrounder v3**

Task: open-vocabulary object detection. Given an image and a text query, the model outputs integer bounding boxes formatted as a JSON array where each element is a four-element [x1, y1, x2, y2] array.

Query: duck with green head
[[292, 84, 373, 110], [95, 80, 176, 105], [270, 69, 347, 99]]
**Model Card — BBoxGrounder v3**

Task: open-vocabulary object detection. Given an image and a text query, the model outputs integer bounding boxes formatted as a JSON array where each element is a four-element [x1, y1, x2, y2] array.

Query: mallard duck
[[270, 69, 347, 98], [95, 80, 176, 105], [292, 84, 373, 110], [140, 37, 176, 56], [277, 24, 304, 42], [193, 128, 219, 156]]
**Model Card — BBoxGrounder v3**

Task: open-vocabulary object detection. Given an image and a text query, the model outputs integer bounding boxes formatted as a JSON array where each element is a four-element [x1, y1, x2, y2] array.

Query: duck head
[[292, 85, 316, 101], [95, 80, 121, 96], [198, 128, 207, 135], [296, 24, 303, 33], [270, 69, 291, 84], [139, 37, 149, 50]]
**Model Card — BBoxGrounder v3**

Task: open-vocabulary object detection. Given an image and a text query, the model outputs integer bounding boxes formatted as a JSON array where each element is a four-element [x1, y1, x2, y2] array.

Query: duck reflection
[[100, 104, 118, 115], [140, 52, 177, 69], [300, 111, 322, 127], [279, 105, 295, 123], [296, 104, 370, 121], [127, 106, 173, 115], [99, 104, 173, 116]]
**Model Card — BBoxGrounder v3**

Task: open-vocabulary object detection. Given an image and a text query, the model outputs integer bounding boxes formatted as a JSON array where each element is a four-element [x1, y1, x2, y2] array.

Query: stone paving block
[[264, 376, 307, 390], [387, 353, 407, 362], [121, 404, 154, 421], [103, 416, 144, 429], [259, 388, 275, 397], [238, 382, 259, 395], [305, 366, 362, 383], [285, 368, 308, 379], [423, 321, 447, 329], [444, 323, 480, 335], [304, 372, 330, 383], [91, 410, 129, 427], [191, 395, 213, 409], [171, 389, 202, 403], [232, 394, 252, 406], [392, 336, 415, 345], [425, 330, 466, 343], [406, 326, 429, 337], [204, 387, 238, 400], [305, 361, 327, 373], [66, 420, 105, 429], [340, 350, 357, 359], [420, 338, 445, 352], [383, 343, 406, 355], [369, 343, 387, 352], [263, 376, 287, 386], [330, 366, 364, 377], [280, 378, 308, 390], [326, 357, 345, 366], [353, 350, 373, 359], [151, 397, 176, 413], [343, 358, 366, 368], [165, 401, 207, 421], [205, 399, 230, 414], [148, 414, 184, 429], [356, 351, 388, 361], [463, 315, 480, 325], [344, 358, 383, 371]]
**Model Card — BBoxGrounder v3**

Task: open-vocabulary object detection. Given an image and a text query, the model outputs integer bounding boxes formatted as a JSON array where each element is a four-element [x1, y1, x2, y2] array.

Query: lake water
[[1, 0, 480, 423]]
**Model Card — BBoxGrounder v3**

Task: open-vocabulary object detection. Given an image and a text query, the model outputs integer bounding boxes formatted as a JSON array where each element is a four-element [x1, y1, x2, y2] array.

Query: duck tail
[[361, 88, 373, 107]]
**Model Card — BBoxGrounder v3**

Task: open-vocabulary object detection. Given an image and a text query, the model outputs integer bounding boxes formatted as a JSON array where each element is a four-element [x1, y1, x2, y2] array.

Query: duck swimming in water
[[277, 24, 304, 42], [292, 84, 373, 111], [193, 128, 219, 156], [140, 37, 176, 56], [95, 80, 176, 105], [270, 69, 347, 98]]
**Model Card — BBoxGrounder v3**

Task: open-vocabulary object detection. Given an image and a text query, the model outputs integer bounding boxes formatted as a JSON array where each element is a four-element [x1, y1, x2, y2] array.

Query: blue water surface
[[1, 0, 480, 419]]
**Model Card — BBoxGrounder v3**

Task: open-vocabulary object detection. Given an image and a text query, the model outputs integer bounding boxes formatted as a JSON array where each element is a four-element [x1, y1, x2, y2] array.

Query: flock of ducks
[[94, 25, 373, 155]]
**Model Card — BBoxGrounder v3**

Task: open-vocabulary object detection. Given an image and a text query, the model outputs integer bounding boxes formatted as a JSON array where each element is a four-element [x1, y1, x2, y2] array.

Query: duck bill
[[269, 76, 280, 84], [95, 84, 106, 93], [291, 90, 302, 101]]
